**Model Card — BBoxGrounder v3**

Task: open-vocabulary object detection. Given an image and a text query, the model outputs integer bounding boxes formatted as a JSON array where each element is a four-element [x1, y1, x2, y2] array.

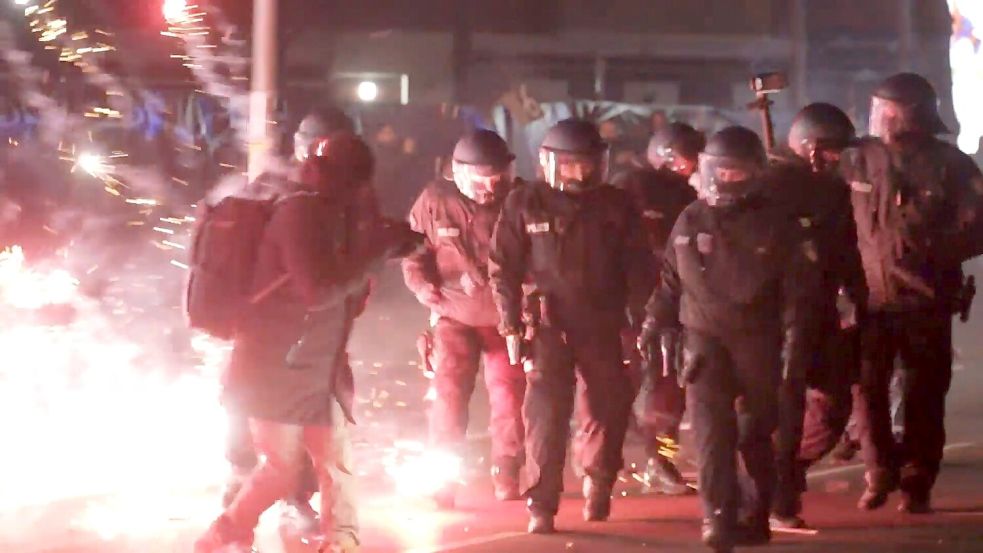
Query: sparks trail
[[0, 246, 230, 516]]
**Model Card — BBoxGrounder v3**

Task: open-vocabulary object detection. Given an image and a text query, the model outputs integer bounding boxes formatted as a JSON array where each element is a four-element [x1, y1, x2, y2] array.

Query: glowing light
[[13, 0, 31, 6], [162, 0, 189, 23], [950, 0, 983, 154], [76, 152, 108, 177], [0, 246, 229, 515], [383, 442, 463, 498], [357, 80, 380, 103]]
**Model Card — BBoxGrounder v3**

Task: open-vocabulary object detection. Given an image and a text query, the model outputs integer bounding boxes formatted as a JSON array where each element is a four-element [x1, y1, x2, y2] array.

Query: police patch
[[643, 210, 665, 220], [437, 227, 461, 238], [526, 221, 550, 234], [696, 233, 713, 254], [850, 181, 873, 193]]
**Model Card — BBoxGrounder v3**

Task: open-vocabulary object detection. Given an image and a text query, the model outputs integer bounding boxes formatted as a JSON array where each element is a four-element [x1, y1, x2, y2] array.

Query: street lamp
[[356, 80, 379, 103]]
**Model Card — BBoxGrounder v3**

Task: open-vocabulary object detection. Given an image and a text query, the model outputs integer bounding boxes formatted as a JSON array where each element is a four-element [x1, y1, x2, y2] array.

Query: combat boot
[[734, 515, 771, 546], [491, 464, 521, 501], [582, 477, 612, 521], [857, 469, 898, 511], [701, 516, 733, 553], [645, 455, 695, 495], [527, 512, 556, 534]]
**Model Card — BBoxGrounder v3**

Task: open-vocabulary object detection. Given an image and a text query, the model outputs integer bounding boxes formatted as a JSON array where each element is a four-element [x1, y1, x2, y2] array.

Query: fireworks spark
[[0, 246, 228, 515]]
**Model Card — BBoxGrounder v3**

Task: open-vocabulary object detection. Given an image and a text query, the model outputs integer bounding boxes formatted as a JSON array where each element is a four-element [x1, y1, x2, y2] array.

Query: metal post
[[790, 0, 808, 106], [898, 0, 914, 71], [247, 0, 278, 180]]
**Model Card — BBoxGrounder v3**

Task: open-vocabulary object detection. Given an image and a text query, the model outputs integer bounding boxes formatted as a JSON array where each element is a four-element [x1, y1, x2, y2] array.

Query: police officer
[[489, 119, 653, 534], [402, 130, 526, 506], [768, 103, 868, 528], [614, 122, 702, 495], [841, 73, 983, 513], [639, 126, 820, 552]]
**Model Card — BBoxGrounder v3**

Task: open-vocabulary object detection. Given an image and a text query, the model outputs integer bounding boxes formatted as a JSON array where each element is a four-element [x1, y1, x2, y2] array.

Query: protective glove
[[636, 320, 661, 364]]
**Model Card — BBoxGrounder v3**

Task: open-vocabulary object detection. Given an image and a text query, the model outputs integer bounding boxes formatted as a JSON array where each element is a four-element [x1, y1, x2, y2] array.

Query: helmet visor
[[869, 96, 918, 141], [697, 153, 761, 207], [539, 150, 608, 193], [451, 160, 512, 204], [652, 145, 699, 178], [799, 137, 847, 174]]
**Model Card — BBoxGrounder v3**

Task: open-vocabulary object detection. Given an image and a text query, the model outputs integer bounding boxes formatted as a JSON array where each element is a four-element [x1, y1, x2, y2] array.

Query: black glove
[[636, 320, 661, 364]]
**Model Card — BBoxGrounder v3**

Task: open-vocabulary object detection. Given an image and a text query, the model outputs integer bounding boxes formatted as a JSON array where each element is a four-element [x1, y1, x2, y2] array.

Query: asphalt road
[[2, 263, 983, 553]]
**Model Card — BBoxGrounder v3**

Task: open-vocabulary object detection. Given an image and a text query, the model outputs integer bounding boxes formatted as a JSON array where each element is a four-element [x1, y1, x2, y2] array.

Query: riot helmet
[[302, 131, 374, 195], [447, 129, 515, 204], [539, 119, 609, 194], [787, 102, 856, 173], [698, 126, 767, 208], [869, 73, 948, 142], [647, 122, 705, 178], [294, 106, 356, 162]]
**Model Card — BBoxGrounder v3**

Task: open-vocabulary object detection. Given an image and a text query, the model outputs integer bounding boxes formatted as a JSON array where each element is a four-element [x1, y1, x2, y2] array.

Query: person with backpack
[[402, 130, 525, 508], [193, 132, 421, 553], [841, 73, 983, 514], [217, 106, 362, 534]]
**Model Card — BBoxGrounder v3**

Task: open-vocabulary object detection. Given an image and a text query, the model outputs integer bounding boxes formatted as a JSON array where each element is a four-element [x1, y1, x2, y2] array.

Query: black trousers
[[855, 309, 953, 496], [523, 325, 632, 516], [685, 328, 781, 530], [773, 326, 858, 517]]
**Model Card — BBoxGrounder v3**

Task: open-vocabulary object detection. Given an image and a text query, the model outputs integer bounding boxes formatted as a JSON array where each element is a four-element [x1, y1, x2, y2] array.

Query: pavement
[[2, 265, 983, 552]]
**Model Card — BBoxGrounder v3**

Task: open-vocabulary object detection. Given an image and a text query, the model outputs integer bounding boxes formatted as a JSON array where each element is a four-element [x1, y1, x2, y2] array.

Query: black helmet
[[453, 129, 514, 169], [539, 119, 608, 193], [869, 73, 948, 140], [698, 126, 767, 207], [788, 103, 856, 172], [303, 131, 374, 194], [449, 130, 515, 204], [647, 122, 705, 177], [294, 106, 356, 161]]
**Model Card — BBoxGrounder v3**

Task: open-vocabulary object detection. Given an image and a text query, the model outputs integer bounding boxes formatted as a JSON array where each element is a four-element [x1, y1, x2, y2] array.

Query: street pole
[[247, 0, 277, 180]]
